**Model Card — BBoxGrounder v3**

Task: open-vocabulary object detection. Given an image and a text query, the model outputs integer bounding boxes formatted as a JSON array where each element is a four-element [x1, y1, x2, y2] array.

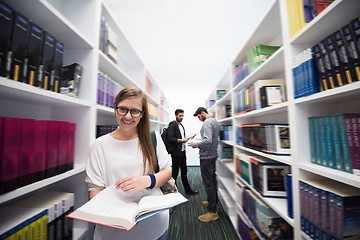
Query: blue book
[[285, 174, 293, 219], [330, 115, 344, 171], [319, 116, 328, 167], [314, 117, 322, 165], [306, 48, 320, 95], [308, 117, 316, 164], [323, 116, 335, 168]]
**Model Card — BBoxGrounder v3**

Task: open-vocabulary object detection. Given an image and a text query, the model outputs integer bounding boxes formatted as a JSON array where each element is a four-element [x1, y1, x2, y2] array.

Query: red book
[[57, 121, 69, 174], [67, 122, 76, 171], [0, 117, 21, 194], [315, 0, 335, 15], [18, 118, 36, 188], [33, 120, 48, 182], [45, 120, 59, 178]]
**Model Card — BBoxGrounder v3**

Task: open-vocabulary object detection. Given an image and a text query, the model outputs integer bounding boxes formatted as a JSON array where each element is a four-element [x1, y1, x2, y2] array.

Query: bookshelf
[[0, 0, 169, 238], [209, 0, 360, 239]]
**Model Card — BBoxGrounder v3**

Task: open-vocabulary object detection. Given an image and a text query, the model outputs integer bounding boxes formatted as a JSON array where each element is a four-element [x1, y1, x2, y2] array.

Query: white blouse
[[85, 131, 172, 239]]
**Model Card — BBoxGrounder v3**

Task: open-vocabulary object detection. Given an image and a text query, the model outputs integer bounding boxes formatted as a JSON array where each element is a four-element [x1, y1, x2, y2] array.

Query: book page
[[68, 185, 138, 230], [67, 185, 188, 230], [136, 192, 188, 217]]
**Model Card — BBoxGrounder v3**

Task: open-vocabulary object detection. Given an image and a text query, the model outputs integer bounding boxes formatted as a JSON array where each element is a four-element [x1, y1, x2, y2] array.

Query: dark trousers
[[171, 151, 192, 192], [200, 157, 218, 213]]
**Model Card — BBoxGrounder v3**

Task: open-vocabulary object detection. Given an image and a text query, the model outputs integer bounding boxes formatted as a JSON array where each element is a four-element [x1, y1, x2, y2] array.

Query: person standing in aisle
[[167, 109, 198, 195], [191, 107, 220, 222], [85, 86, 172, 240]]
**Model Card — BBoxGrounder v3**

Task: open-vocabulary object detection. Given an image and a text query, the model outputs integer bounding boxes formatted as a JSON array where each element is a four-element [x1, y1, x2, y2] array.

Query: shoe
[[202, 201, 220, 210], [198, 212, 219, 222], [186, 190, 199, 195]]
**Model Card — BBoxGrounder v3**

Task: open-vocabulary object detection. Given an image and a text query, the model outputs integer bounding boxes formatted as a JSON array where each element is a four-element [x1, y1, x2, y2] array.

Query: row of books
[[247, 44, 280, 74], [148, 102, 158, 121], [236, 152, 290, 198], [0, 1, 81, 97], [218, 146, 233, 160], [0, 117, 76, 195], [313, 17, 360, 91], [293, 17, 360, 98], [205, 99, 215, 109], [0, 191, 74, 240], [234, 58, 249, 87], [237, 213, 260, 240], [236, 123, 291, 156], [216, 89, 227, 100], [97, 70, 123, 108], [145, 75, 153, 96], [99, 15, 118, 64], [216, 104, 231, 120], [308, 113, 360, 175], [96, 125, 118, 138], [299, 179, 360, 240], [292, 48, 320, 98], [235, 181, 293, 240], [286, 0, 335, 38], [233, 78, 286, 115], [220, 125, 233, 141]]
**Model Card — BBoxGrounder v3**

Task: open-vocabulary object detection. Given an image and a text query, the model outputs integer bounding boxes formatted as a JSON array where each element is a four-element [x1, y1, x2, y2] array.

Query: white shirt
[[85, 132, 172, 239], [178, 123, 185, 152]]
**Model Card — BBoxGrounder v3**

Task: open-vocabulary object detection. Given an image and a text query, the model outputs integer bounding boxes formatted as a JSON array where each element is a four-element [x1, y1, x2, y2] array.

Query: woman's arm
[[154, 169, 172, 187], [89, 189, 102, 200]]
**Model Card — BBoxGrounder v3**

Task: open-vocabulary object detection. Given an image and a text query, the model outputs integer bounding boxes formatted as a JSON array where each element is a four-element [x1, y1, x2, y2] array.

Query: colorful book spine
[[0, 117, 21, 194], [18, 118, 36, 188], [337, 114, 353, 173]]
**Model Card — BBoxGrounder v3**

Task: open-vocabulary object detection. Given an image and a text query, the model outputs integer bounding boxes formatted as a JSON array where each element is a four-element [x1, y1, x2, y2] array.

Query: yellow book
[[286, 0, 296, 38], [297, 0, 308, 31]]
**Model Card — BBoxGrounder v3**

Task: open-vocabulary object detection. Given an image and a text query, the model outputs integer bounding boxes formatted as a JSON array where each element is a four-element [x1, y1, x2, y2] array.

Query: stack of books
[[286, 0, 335, 38], [0, 191, 74, 239], [0, 1, 82, 96], [0, 117, 76, 195], [234, 58, 249, 87], [99, 15, 118, 64], [293, 17, 360, 98], [97, 71, 123, 108], [299, 179, 360, 240], [308, 113, 360, 175], [237, 123, 291, 156], [233, 79, 286, 115], [246, 44, 280, 73]]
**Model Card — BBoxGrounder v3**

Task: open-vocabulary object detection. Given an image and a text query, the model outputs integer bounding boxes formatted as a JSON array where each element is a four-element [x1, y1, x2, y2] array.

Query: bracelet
[[146, 174, 156, 189]]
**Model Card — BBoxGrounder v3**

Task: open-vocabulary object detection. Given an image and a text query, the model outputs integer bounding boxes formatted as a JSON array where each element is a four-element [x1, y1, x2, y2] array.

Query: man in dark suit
[[167, 109, 198, 195]]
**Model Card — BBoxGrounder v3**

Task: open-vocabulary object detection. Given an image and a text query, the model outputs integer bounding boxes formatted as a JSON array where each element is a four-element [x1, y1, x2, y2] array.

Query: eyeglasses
[[115, 106, 143, 118]]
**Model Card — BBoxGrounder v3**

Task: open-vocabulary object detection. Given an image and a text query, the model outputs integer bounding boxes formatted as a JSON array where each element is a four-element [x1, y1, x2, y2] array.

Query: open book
[[67, 185, 188, 231]]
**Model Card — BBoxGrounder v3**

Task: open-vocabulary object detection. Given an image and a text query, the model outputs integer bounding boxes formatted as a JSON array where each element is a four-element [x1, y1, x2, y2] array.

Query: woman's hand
[[115, 175, 151, 193]]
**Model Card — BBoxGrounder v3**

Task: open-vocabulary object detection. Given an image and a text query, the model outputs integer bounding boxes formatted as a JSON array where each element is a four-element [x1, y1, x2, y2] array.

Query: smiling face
[[115, 97, 144, 134]]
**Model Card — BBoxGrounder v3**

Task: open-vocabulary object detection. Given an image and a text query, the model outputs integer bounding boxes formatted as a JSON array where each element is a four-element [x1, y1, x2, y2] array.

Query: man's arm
[[195, 122, 212, 149], [167, 121, 178, 144]]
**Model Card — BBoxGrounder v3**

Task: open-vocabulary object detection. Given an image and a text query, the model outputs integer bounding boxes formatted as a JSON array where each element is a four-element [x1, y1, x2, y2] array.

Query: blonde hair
[[114, 86, 156, 174]]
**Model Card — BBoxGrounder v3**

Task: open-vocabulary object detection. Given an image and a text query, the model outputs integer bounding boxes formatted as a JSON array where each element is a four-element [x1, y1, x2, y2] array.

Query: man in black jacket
[[167, 109, 198, 195]]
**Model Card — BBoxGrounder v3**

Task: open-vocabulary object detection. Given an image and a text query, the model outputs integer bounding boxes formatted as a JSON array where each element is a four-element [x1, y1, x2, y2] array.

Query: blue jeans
[[157, 230, 167, 240]]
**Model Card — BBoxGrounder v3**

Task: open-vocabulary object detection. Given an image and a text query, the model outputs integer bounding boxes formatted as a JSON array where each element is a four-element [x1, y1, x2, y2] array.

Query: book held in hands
[[67, 184, 188, 231]]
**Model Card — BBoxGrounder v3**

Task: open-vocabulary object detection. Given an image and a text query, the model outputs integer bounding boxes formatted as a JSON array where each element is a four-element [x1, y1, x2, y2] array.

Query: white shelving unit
[[209, 0, 360, 239], [0, 0, 169, 238]]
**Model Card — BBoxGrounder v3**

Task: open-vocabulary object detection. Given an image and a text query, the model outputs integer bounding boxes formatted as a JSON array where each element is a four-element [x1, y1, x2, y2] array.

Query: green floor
[[167, 166, 240, 240]]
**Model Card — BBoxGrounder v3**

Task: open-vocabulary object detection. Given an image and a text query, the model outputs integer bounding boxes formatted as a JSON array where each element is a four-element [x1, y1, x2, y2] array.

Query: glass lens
[[117, 107, 128, 115], [116, 107, 142, 117], [130, 109, 141, 117]]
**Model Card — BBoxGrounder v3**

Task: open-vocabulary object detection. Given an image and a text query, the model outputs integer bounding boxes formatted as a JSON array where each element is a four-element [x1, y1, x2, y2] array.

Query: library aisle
[[168, 167, 239, 240]]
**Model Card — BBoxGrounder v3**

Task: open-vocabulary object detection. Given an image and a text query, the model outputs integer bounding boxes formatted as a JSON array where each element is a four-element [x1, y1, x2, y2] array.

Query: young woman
[[86, 86, 172, 239]]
